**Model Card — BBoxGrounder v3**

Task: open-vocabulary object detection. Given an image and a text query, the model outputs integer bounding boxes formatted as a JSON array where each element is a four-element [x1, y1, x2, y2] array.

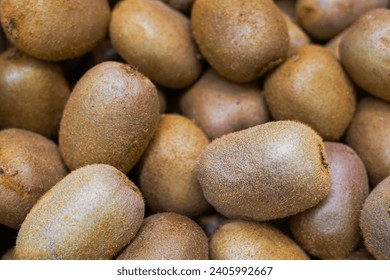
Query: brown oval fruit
[[345, 97, 390, 186], [191, 0, 289, 82], [0, 0, 110, 61], [59, 61, 159, 174], [15, 164, 144, 260], [210, 220, 309, 260], [297, 0, 389, 40], [139, 114, 210, 217], [325, 27, 351, 60], [282, 13, 311, 56], [290, 142, 369, 259], [0, 129, 67, 229], [264, 45, 356, 141], [340, 9, 390, 102], [196, 121, 331, 221], [110, 0, 202, 89], [360, 176, 390, 260], [0, 48, 70, 138], [180, 69, 270, 139], [117, 212, 208, 260]]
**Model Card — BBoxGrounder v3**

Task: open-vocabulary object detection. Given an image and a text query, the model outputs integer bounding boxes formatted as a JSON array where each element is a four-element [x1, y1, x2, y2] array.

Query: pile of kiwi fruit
[[0, 0, 389, 260]]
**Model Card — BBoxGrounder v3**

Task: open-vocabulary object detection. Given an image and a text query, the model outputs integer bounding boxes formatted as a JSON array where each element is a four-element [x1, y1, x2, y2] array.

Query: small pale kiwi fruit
[[15, 164, 145, 260], [139, 114, 210, 217], [0, 129, 67, 229], [210, 220, 309, 260], [59, 61, 160, 174], [290, 142, 369, 259], [360, 176, 390, 260], [196, 120, 331, 221], [117, 212, 208, 260]]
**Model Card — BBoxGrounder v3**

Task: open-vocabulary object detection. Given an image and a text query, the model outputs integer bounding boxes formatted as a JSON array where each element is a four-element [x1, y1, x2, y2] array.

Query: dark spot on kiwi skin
[[0, 168, 4, 175], [5, 49, 21, 60], [6, 17, 16, 34], [318, 144, 329, 171]]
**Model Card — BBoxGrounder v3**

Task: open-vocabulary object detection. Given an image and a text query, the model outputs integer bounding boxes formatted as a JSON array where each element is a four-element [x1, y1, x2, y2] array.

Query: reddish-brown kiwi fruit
[[117, 212, 208, 260], [345, 97, 390, 187], [15, 164, 145, 260], [191, 0, 289, 83], [0, 0, 110, 61], [59, 61, 160, 174], [296, 0, 389, 40], [0, 48, 70, 138], [360, 176, 390, 260], [110, 0, 202, 89], [0, 129, 67, 229], [180, 69, 270, 139], [340, 9, 390, 102], [196, 120, 331, 222], [210, 220, 309, 260], [264, 45, 356, 141], [139, 114, 211, 217], [290, 142, 369, 259]]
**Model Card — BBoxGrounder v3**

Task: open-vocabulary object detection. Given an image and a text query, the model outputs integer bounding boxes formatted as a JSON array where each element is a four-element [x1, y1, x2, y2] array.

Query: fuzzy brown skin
[[117, 212, 208, 260], [360, 176, 390, 260], [296, 0, 389, 40], [15, 164, 144, 260], [345, 97, 390, 187], [283, 13, 311, 56], [0, 0, 110, 61], [139, 114, 210, 217], [340, 9, 390, 102], [264, 45, 356, 141], [196, 120, 331, 222], [1, 247, 15, 260], [210, 220, 309, 260], [325, 27, 351, 60], [59, 61, 159, 174], [0, 48, 70, 138], [290, 142, 369, 259], [191, 0, 289, 83], [180, 69, 270, 139], [0, 129, 67, 229], [110, 0, 202, 89]]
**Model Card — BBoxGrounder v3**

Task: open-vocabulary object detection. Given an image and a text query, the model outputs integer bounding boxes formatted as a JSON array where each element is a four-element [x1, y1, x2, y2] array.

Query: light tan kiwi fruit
[[110, 0, 202, 89], [0, 0, 110, 61], [290, 142, 369, 259], [360, 176, 390, 260], [1, 247, 15, 260], [0, 129, 67, 229], [282, 13, 311, 56], [139, 114, 210, 217], [180, 69, 270, 139], [117, 212, 208, 260], [196, 120, 331, 222], [15, 164, 144, 260], [340, 9, 390, 102], [210, 220, 309, 260], [296, 0, 389, 40], [0, 48, 70, 138], [59, 61, 159, 174], [191, 0, 289, 83], [264, 45, 356, 141], [325, 27, 351, 60], [345, 97, 390, 187]]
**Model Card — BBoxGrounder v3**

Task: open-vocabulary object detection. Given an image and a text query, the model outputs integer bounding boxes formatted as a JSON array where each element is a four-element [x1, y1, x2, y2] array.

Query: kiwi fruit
[[117, 212, 208, 260], [290, 142, 369, 259], [296, 0, 389, 40], [1, 247, 15, 260], [180, 69, 270, 139], [0, 48, 70, 138], [110, 0, 202, 89], [196, 120, 331, 222], [345, 97, 390, 186], [15, 164, 144, 260], [191, 0, 289, 82], [340, 9, 390, 102], [210, 220, 309, 260], [282, 13, 311, 56], [275, 0, 298, 23], [59, 61, 160, 174], [360, 176, 390, 260], [264, 45, 356, 141], [139, 114, 211, 217], [0, 0, 110, 61], [0, 129, 67, 229], [325, 27, 351, 60]]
